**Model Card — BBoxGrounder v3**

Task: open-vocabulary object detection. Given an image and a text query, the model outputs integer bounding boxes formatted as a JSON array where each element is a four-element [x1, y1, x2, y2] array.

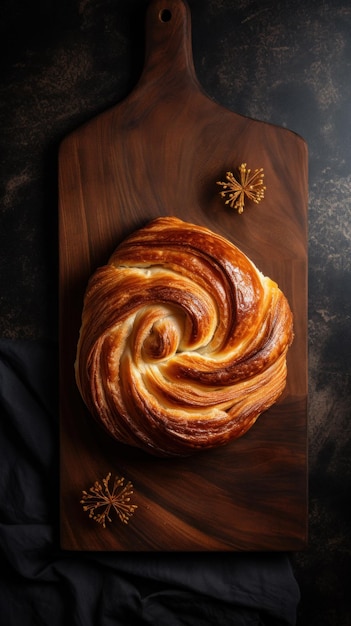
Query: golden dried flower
[[80, 472, 137, 528], [217, 163, 266, 214]]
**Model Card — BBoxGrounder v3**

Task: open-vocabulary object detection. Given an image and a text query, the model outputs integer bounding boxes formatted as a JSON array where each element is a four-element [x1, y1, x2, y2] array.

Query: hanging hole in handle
[[159, 8, 172, 22]]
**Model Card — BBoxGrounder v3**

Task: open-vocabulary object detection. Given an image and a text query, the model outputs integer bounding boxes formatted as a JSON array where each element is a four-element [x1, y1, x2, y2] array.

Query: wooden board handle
[[137, 0, 199, 92]]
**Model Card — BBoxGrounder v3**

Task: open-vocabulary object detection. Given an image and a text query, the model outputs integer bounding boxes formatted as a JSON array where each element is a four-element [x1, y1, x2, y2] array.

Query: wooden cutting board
[[59, 0, 308, 551]]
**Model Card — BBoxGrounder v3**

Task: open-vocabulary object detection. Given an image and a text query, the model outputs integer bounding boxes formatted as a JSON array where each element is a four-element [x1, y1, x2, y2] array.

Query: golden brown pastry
[[75, 216, 293, 457]]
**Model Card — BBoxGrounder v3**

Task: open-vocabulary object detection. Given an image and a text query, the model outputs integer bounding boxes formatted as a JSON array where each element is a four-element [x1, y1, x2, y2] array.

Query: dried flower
[[217, 163, 266, 214], [80, 472, 137, 527]]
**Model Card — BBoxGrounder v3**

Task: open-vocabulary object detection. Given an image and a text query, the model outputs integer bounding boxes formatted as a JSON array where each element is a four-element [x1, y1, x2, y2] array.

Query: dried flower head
[[80, 472, 137, 528], [217, 163, 266, 214]]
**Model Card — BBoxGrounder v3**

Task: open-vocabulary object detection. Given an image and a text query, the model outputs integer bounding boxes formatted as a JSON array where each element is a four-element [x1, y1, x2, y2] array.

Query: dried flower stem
[[217, 163, 266, 213], [81, 472, 137, 528]]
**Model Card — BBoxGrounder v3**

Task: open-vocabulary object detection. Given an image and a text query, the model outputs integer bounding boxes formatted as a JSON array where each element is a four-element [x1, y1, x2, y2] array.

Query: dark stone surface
[[1, 1, 350, 624]]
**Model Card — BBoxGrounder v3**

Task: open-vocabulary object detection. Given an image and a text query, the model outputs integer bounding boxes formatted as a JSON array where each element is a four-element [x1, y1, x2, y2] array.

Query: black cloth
[[0, 339, 300, 625]]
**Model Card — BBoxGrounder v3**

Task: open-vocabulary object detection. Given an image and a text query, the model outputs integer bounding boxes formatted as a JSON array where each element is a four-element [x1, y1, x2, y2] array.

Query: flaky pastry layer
[[75, 216, 293, 457]]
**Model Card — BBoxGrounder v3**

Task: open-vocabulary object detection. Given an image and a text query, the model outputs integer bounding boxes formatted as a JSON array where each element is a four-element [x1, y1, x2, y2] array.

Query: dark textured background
[[1, 1, 350, 624]]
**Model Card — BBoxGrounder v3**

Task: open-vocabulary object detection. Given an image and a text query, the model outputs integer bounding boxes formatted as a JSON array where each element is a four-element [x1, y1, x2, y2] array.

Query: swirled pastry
[[75, 216, 293, 457]]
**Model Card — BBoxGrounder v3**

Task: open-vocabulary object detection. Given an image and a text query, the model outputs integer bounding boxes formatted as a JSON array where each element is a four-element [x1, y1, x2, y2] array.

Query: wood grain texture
[[59, 0, 308, 551]]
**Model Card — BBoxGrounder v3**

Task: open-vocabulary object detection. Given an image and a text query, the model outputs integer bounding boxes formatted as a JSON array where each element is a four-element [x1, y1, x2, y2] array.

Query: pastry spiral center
[[138, 308, 184, 363]]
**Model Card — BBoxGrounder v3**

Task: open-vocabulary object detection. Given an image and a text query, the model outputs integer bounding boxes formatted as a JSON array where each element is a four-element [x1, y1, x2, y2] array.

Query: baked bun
[[75, 216, 293, 457]]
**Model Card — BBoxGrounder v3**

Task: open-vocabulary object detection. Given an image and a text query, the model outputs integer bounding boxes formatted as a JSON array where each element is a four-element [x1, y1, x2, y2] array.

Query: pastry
[[75, 216, 294, 457]]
